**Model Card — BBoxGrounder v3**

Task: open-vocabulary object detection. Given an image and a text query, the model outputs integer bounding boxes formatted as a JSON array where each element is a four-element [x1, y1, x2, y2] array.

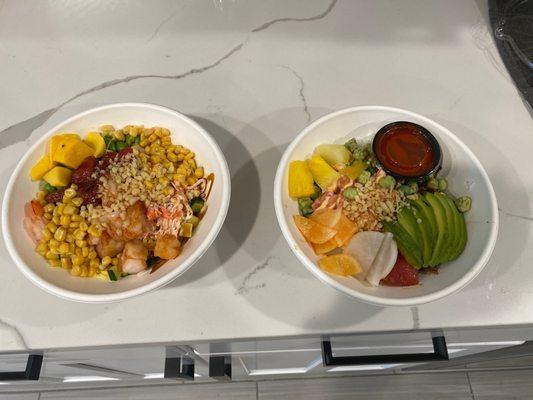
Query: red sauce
[[375, 124, 436, 177]]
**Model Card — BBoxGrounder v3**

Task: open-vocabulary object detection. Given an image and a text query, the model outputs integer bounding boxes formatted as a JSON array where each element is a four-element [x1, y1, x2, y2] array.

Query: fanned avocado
[[441, 194, 467, 260], [382, 220, 423, 268], [435, 193, 458, 262], [424, 192, 449, 266], [410, 199, 435, 266], [397, 207, 423, 248], [402, 204, 431, 266]]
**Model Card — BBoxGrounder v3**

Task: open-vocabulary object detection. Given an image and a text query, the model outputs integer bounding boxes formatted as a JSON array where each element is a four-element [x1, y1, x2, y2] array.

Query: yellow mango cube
[[49, 133, 81, 163], [43, 166, 72, 187], [288, 160, 315, 198], [30, 155, 56, 181], [52, 140, 94, 169], [83, 132, 106, 158]]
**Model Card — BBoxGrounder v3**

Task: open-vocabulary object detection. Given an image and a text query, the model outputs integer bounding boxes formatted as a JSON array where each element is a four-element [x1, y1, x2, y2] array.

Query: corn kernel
[[194, 167, 204, 179], [69, 243, 75, 254], [88, 267, 97, 277], [163, 186, 174, 196], [52, 215, 60, 225], [37, 190, 47, 201], [79, 221, 88, 231], [72, 255, 83, 266], [140, 139, 149, 147], [43, 228, 53, 240], [66, 233, 75, 244], [145, 181, 154, 189], [44, 204, 55, 213], [111, 257, 119, 266], [99, 124, 114, 132], [89, 258, 100, 269], [64, 187, 76, 200], [72, 197, 83, 207], [187, 176, 197, 186], [59, 242, 70, 254], [74, 230, 86, 241], [70, 266, 81, 276], [80, 265, 88, 277], [148, 134, 158, 143], [101, 256, 112, 267], [54, 227, 67, 241], [177, 153, 185, 161], [185, 152, 195, 160], [57, 203, 65, 214], [88, 250, 98, 259], [87, 225, 101, 237], [82, 247, 89, 257], [167, 153, 178, 162], [63, 205, 76, 215], [45, 251, 58, 260], [46, 222, 57, 233], [61, 257, 72, 269], [69, 221, 80, 229], [158, 176, 169, 186], [60, 214, 71, 227], [71, 214, 83, 222], [43, 212, 52, 220], [76, 239, 87, 248], [48, 259, 61, 268], [113, 130, 125, 141], [187, 159, 197, 170], [129, 126, 138, 137], [151, 155, 160, 164], [180, 147, 190, 155]]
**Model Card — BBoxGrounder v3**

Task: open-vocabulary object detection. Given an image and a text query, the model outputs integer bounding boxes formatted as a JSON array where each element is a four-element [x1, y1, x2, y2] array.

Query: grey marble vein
[[146, 7, 182, 43], [0, 317, 28, 349], [0, 0, 338, 144], [252, 0, 337, 32], [410, 306, 420, 330], [235, 256, 273, 295], [280, 65, 311, 123], [498, 207, 533, 222]]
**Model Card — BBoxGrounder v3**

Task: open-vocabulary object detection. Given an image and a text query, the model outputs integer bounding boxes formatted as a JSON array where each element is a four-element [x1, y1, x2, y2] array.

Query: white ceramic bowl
[[274, 106, 498, 306], [2, 103, 230, 303]]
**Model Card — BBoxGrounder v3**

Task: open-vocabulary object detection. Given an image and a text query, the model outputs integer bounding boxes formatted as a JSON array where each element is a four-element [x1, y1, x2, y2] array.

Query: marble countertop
[[1, 0, 532, 352]]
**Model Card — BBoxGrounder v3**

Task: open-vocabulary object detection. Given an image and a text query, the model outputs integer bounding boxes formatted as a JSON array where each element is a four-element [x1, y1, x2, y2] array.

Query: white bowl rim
[[274, 105, 499, 307], [1, 102, 231, 303]]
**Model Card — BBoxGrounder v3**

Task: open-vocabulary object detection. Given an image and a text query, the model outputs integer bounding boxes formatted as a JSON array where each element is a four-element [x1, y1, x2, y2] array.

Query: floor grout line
[[466, 371, 476, 400], [256, 381, 259, 400]]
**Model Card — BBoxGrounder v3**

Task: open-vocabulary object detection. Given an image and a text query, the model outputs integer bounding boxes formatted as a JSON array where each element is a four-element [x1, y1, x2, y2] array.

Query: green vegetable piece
[[116, 141, 127, 151], [135, 136, 141, 145], [43, 182, 56, 193], [382, 220, 423, 268], [426, 177, 439, 191], [190, 197, 205, 214], [378, 175, 396, 189], [104, 135, 113, 146], [344, 138, 359, 153], [455, 196, 472, 213], [342, 187, 358, 200], [397, 207, 425, 258], [180, 222, 194, 238], [310, 185, 321, 201], [438, 178, 448, 191], [146, 256, 161, 268], [399, 185, 415, 195], [358, 170, 371, 184], [108, 267, 119, 281], [411, 197, 437, 247], [424, 192, 449, 266], [108, 140, 117, 152], [298, 197, 313, 217], [125, 135, 135, 146], [187, 215, 200, 228], [439, 193, 467, 260], [409, 181, 419, 193]]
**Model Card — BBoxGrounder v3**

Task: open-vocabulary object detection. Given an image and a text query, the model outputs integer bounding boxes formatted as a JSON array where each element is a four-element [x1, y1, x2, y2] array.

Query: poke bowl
[[2, 103, 230, 302], [274, 106, 498, 306]]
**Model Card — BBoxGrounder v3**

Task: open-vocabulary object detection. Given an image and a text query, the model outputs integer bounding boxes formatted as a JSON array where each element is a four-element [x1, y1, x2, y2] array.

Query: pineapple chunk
[[49, 134, 81, 163], [315, 144, 351, 167], [52, 139, 94, 169], [84, 131, 106, 158], [43, 166, 72, 187], [307, 154, 340, 191], [288, 160, 315, 198], [30, 155, 56, 181]]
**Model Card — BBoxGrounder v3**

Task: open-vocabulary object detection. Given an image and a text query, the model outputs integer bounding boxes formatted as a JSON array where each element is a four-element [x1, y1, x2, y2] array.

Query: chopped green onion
[[455, 196, 472, 213], [190, 197, 205, 214], [342, 187, 358, 200], [438, 178, 448, 191], [358, 170, 371, 185], [298, 197, 313, 217], [426, 177, 439, 191], [116, 141, 127, 151], [378, 175, 396, 189]]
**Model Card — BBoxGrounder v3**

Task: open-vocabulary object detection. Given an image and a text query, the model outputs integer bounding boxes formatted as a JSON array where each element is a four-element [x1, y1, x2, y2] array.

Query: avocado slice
[[382, 220, 423, 268], [424, 192, 449, 266], [435, 193, 459, 262], [410, 198, 436, 265], [408, 201, 433, 266], [397, 207, 423, 248], [441, 194, 468, 260]]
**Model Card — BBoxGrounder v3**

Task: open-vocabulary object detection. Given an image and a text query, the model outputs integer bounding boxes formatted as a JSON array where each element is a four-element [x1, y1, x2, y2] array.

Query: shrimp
[[95, 231, 125, 258], [121, 240, 149, 274], [104, 201, 151, 241], [24, 200, 46, 245], [154, 234, 181, 260]]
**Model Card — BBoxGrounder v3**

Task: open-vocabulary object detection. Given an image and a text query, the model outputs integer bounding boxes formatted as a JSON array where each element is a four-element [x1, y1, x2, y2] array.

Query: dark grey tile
[[258, 373, 473, 400], [0, 394, 39, 400], [468, 354, 533, 369], [40, 381, 257, 400], [469, 370, 533, 399]]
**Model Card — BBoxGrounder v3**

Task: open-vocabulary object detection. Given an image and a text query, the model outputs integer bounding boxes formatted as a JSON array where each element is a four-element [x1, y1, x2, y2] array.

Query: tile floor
[[2, 369, 533, 400]]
